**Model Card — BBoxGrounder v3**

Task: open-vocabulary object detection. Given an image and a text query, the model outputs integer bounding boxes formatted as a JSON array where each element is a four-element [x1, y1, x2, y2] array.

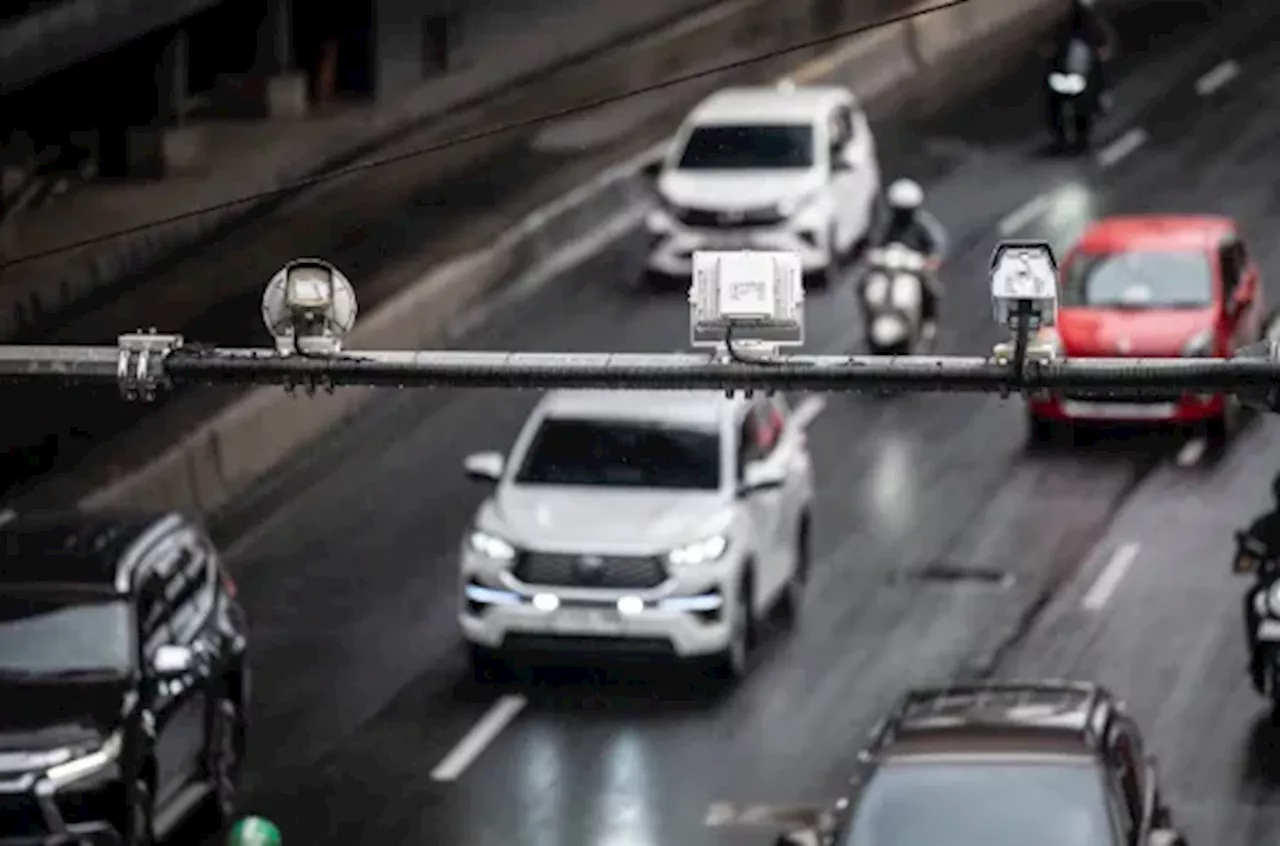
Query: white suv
[[458, 389, 815, 681], [643, 85, 882, 288]]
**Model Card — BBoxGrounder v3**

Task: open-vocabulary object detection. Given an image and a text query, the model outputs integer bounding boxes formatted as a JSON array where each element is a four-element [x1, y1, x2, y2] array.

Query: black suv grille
[[674, 205, 783, 229], [514, 553, 668, 589], [0, 794, 46, 835]]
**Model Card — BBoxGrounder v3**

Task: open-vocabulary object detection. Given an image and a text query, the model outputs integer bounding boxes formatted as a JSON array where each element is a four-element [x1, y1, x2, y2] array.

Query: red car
[[1028, 215, 1266, 443]]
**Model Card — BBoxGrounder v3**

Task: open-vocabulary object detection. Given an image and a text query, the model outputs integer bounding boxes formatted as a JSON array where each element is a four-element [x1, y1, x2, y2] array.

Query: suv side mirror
[[740, 461, 784, 497], [151, 644, 195, 679], [463, 451, 505, 483], [641, 159, 663, 180], [1148, 827, 1186, 846]]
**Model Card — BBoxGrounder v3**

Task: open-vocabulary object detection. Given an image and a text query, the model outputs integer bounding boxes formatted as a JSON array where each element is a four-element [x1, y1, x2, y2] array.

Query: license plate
[[1257, 620, 1280, 641], [549, 607, 621, 634], [1060, 401, 1176, 420]]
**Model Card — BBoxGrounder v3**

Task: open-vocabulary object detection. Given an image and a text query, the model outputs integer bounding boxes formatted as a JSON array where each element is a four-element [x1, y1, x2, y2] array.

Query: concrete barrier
[[79, 0, 1076, 515]]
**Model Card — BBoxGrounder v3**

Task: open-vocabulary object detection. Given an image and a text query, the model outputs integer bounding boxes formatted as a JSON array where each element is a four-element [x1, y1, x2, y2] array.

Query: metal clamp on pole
[[116, 331, 183, 401], [1232, 338, 1280, 412]]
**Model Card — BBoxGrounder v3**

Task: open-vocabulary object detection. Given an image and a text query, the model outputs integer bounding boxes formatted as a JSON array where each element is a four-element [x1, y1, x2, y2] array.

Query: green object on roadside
[[227, 816, 282, 846]]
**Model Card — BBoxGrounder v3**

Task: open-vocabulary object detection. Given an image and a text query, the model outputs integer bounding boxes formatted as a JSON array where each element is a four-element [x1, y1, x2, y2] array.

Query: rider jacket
[[1052, 7, 1116, 69], [1247, 511, 1280, 555], [880, 209, 948, 261]]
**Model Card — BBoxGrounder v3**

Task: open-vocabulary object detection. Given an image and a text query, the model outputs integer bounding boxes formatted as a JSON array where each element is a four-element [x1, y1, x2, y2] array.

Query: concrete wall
[[370, 0, 733, 106], [0, 0, 223, 92]]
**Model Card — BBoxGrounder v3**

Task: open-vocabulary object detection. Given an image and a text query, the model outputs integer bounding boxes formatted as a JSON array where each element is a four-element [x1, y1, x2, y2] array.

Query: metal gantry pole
[[0, 248, 1275, 409]]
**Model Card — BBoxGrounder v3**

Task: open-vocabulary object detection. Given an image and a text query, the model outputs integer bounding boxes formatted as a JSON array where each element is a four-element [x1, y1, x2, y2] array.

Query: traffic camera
[[688, 250, 805, 351], [261, 258, 358, 355], [989, 240, 1058, 330]]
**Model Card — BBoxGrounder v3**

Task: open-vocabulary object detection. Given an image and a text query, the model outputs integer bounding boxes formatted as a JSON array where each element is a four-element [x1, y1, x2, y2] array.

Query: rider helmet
[[886, 179, 924, 212], [227, 817, 282, 846]]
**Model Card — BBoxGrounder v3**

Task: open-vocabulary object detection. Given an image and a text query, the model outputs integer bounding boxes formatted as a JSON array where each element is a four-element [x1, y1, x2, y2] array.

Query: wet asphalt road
[[203, 2, 1280, 844]]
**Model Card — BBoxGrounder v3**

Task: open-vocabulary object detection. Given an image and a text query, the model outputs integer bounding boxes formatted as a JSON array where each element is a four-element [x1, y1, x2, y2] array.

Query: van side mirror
[[463, 451, 504, 483]]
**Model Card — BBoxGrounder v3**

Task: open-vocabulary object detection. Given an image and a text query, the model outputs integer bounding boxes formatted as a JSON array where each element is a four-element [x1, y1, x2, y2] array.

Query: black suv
[[0, 510, 249, 845], [777, 680, 1188, 846]]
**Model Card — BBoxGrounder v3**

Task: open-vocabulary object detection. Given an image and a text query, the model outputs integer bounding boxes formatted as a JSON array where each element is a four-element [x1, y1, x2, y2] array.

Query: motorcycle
[[858, 242, 934, 356], [1233, 530, 1280, 719], [1046, 38, 1100, 152]]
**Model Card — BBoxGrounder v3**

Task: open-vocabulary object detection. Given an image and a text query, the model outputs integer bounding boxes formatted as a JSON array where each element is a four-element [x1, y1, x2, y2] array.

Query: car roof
[[688, 85, 849, 125], [1075, 215, 1235, 254], [535, 389, 739, 430], [871, 681, 1108, 761], [0, 511, 183, 591]]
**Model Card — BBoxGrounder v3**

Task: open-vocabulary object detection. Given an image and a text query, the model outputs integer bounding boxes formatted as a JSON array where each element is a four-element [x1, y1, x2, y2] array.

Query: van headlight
[[43, 732, 123, 787], [469, 530, 516, 561], [668, 535, 729, 566]]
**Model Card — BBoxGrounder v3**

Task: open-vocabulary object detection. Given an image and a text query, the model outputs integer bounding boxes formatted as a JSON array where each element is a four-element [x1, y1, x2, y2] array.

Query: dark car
[[776, 680, 1188, 846], [0, 510, 249, 845]]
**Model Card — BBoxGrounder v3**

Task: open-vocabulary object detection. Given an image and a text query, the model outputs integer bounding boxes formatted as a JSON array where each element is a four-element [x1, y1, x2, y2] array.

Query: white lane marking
[[1096, 128, 1147, 168], [1195, 59, 1240, 96], [998, 194, 1052, 236], [1176, 437, 1207, 467], [791, 396, 828, 429], [430, 694, 527, 782], [1080, 542, 1139, 611]]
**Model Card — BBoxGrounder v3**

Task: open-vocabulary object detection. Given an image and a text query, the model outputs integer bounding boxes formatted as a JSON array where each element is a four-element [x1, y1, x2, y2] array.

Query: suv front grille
[[514, 553, 668, 589], [674, 205, 784, 228], [0, 794, 46, 835]]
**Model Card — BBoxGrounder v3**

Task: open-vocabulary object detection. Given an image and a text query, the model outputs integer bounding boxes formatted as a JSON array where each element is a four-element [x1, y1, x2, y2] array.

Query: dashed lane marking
[[1176, 437, 1207, 467], [1195, 59, 1240, 96], [429, 694, 527, 782], [1080, 542, 1139, 611], [998, 194, 1052, 236], [1096, 128, 1147, 168]]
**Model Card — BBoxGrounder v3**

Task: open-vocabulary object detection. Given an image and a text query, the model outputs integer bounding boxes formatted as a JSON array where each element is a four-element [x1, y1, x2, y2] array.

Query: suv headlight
[[43, 732, 123, 786], [1182, 328, 1214, 357], [469, 530, 516, 561], [667, 535, 729, 567]]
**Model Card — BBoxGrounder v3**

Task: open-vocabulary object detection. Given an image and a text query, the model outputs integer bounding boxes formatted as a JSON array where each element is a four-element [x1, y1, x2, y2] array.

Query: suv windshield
[[676, 123, 814, 170], [841, 761, 1117, 846], [514, 418, 721, 490], [1061, 249, 1213, 309], [0, 595, 133, 676]]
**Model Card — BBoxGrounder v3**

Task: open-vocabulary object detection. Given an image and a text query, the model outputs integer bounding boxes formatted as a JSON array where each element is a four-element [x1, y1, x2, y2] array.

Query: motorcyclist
[[1243, 474, 1280, 691], [1050, 0, 1118, 111], [228, 816, 283, 846], [875, 178, 947, 331]]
